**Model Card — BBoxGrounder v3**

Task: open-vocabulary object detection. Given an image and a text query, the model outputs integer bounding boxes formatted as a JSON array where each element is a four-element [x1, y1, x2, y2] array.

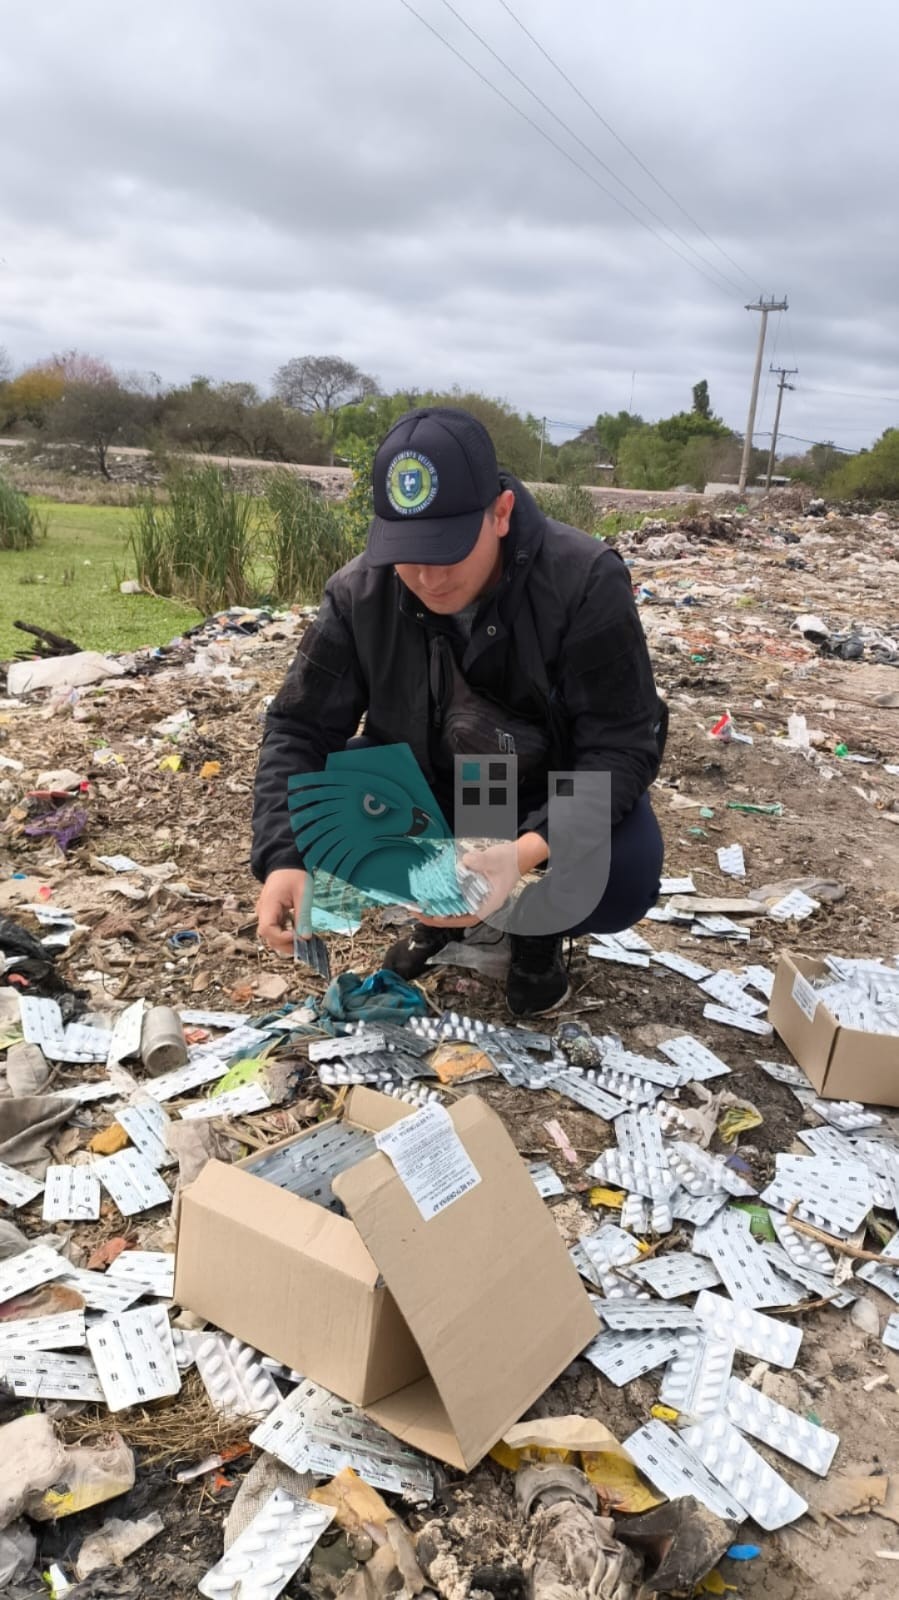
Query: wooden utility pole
[[538, 416, 547, 474], [765, 365, 798, 489], [738, 296, 789, 494]]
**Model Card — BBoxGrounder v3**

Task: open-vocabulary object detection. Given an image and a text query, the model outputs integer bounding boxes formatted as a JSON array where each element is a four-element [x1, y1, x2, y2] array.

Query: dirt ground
[[1, 493, 899, 1597]]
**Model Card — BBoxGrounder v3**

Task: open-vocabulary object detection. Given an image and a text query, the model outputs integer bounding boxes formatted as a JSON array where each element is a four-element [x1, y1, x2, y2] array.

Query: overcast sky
[[2, 0, 897, 453]]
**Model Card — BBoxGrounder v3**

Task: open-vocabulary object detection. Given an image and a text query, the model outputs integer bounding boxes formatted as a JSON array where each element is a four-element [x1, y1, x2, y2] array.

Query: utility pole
[[738, 296, 789, 494], [538, 416, 547, 475], [765, 365, 798, 490]]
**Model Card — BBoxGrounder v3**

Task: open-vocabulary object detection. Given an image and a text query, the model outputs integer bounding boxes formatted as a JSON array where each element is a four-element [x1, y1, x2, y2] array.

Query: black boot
[[506, 933, 570, 1017], [382, 922, 464, 981]]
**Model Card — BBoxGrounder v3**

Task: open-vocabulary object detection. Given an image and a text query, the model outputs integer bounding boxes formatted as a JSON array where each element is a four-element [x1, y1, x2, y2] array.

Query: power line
[[397, 0, 742, 300], [755, 431, 858, 454], [493, 0, 760, 295], [795, 384, 899, 405], [432, 0, 747, 297]]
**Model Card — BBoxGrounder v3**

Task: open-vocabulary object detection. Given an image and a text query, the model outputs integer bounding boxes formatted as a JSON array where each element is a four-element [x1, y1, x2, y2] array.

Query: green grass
[[0, 501, 203, 662]]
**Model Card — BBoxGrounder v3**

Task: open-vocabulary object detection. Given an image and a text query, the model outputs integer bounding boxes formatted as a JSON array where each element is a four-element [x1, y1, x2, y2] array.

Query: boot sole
[[505, 979, 572, 1020]]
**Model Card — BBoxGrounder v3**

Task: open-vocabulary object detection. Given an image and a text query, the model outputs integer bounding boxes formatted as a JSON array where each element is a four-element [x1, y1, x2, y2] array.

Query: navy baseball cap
[[366, 406, 501, 567]]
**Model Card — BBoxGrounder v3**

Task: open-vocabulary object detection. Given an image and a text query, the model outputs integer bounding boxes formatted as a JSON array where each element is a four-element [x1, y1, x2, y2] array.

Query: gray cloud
[[1, 0, 897, 452]]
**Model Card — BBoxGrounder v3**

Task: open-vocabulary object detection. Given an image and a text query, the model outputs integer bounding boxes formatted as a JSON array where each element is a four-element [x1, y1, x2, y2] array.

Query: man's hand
[[417, 834, 548, 929], [256, 868, 311, 955]]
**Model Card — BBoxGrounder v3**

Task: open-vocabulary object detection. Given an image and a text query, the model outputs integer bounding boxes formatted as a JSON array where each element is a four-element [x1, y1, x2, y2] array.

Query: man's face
[[395, 490, 514, 614]]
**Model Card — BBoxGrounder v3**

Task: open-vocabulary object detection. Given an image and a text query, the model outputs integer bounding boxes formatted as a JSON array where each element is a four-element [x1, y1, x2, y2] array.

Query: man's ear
[[494, 489, 515, 538]]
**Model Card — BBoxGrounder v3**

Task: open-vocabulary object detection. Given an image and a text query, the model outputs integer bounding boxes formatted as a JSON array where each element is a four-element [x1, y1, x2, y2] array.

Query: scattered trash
[[74, 1513, 164, 1580]]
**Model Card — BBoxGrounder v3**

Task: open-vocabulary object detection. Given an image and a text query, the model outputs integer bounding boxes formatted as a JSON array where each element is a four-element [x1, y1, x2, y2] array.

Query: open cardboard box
[[768, 952, 899, 1106], [174, 1086, 598, 1471]]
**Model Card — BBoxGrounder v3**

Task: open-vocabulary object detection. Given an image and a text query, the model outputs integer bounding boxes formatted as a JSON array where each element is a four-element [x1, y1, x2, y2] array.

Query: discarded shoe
[[507, 934, 570, 1017], [382, 922, 463, 980]]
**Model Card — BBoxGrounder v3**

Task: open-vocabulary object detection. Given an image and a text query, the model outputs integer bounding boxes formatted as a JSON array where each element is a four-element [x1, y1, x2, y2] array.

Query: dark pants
[[344, 735, 664, 941]]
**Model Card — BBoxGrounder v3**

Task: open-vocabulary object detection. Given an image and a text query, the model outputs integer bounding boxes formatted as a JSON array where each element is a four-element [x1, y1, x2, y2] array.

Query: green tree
[[1, 365, 66, 430], [616, 426, 681, 489], [826, 429, 899, 499], [595, 410, 644, 463], [692, 379, 711, 419]]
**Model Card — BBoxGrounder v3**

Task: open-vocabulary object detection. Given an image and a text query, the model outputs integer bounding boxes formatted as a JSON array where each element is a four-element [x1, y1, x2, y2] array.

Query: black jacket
[[251, 478, 664, 880]]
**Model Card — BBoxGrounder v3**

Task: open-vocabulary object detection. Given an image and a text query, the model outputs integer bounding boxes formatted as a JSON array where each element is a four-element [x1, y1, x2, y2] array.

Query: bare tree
[[47, 382, 152, 478], [0, 346, 12, 385], [272, 355, 379, 414]]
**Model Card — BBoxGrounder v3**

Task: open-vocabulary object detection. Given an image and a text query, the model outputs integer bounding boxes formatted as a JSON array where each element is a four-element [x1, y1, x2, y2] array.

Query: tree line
[[0, 345, 891, 495]]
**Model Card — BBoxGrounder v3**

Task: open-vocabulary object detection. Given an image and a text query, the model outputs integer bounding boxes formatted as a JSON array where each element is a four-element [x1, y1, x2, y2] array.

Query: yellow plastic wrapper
[[651, 1403, 680, 1424], [589, 1186, 625, 1209], [717, 1104, 763, 1144], [695, 1570, 737, 1594], [430, 1042, 495, 1085], [158, 753, 182, 773], [310, 1466, 392, 1534], [490, 1416, 664, 1513]]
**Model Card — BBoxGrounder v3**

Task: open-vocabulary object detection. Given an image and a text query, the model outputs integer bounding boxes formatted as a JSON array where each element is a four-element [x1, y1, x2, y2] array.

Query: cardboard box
[[769, 953, 899, 1106], [175, 1087, 598, 1470]]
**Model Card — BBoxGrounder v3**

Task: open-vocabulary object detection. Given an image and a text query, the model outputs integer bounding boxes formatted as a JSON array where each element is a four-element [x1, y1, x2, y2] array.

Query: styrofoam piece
[[93, 1149, 171, 1215], [741, 964, 775, 1000], [582, 1326, 682, 1385], [42, 1164, 102, 1222], [857, 1229, 899, 1302], [695, 1290, 802, 1367], [250, 1379, 434, 1498], [0, 1310, 87, 1351], [768, 889, 820, 922], [725, 1376, 839, 1476], [180, 1084, 272, 1120], [199, 1487, 334, 1600], [0, 1351, 104, 1402], [194, 1332, 282, 1419], [115, 1101, 175, 1168], [660, 1332, 734, 1420], [587, 942, 651, 968], [770, 1211, 836, 1276], [57, 1266, 144, 1315], [671, 1190, 730, 1227], [107, 1251, 176, 1298], [755, 1058, 813, 1090], [651, 950, 713, 982], [703, 1002, 773, 1037], [549, 1072, 628, 1120], [681, 1413, 808, 1529], [621, 1194, 650, 1233], [0, 1244, 66, 1305], [811, 1099, 883, 1133], [623, 1420, 744, 1523], [666, 1141, 756, 1200], [106, 999, 145, 1066], [86, 1307, 181, 1410], [658, 1035, 731, 1084], [308, 1031, 387, 1062], [179, 1009, 251, 1028], [883, 1313, 899, 1352], [700, 970, 767, 1016], [626, 1252, 722, 1298], [528, 1161, 565, 1198], [693, 1209, 800, 1309], [597, 1302, 699, 1332], [759, 1241, 857, 1308], [761, 1154, 873, 1236], [0, 1160, 44, 1208]]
